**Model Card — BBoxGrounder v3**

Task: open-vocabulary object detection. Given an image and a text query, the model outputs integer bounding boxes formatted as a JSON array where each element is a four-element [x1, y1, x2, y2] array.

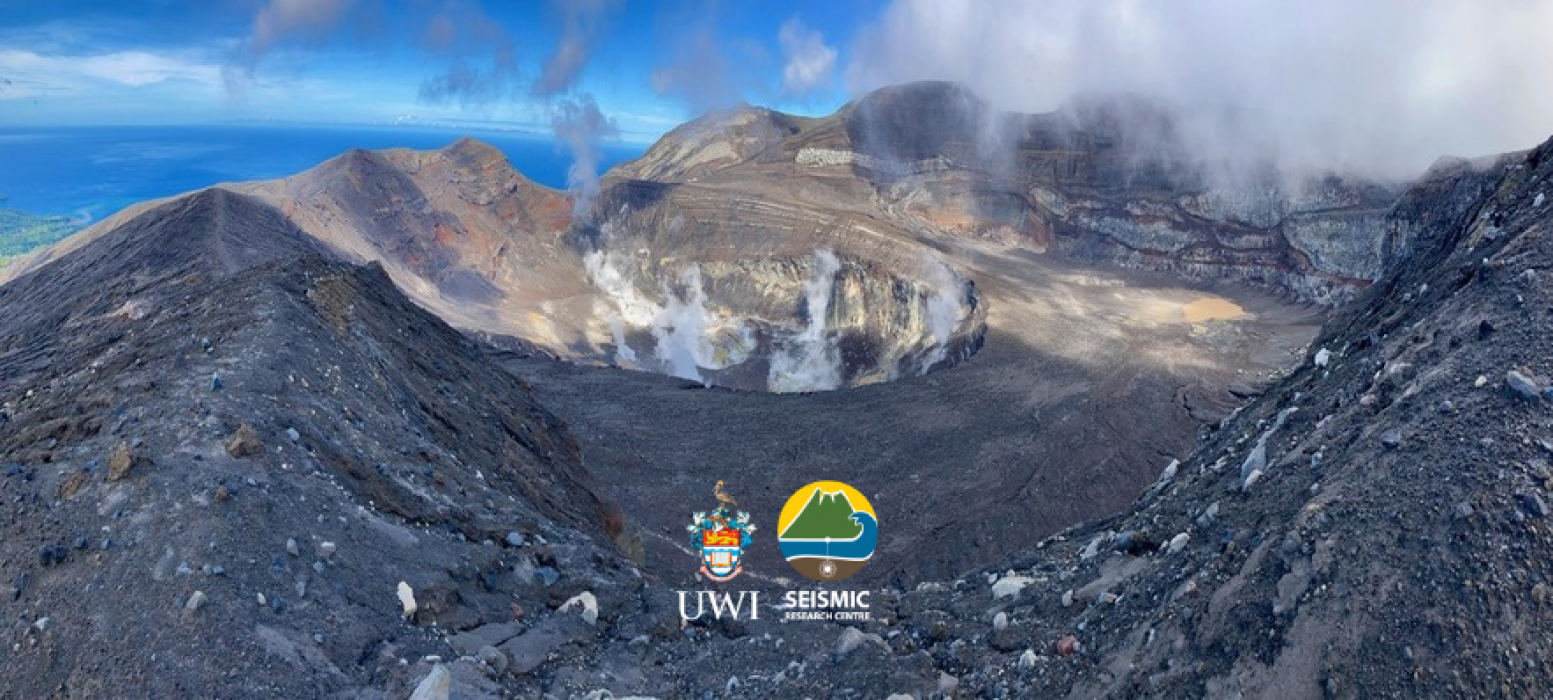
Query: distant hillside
[[0, 208, 79, 265]]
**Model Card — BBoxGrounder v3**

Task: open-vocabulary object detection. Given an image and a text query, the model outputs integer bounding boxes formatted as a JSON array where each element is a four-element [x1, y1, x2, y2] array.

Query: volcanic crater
[[7, 81, 1537, 698]]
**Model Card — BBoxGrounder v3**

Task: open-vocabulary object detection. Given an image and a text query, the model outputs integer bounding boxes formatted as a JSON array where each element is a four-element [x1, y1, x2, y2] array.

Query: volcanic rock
[[107, 441, 136, 480], [224, 424, 263, 459], [1507, 370, 1544, 401]]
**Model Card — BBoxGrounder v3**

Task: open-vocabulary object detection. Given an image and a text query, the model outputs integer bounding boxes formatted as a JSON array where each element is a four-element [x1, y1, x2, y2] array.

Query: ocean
[[0, 125, 646, 224]]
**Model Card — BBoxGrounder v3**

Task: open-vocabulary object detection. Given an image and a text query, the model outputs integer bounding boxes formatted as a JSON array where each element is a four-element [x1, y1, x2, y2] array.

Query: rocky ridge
[[0, 189, 637, 697], [625, 82, 1423, 306]]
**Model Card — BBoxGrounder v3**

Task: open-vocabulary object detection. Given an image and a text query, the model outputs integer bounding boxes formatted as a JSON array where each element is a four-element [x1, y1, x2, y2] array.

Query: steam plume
[[532, 0, 612, 99], [847, 0, 1553, 178], [551, 95, 619, 217], [529, 0, 618, 218]]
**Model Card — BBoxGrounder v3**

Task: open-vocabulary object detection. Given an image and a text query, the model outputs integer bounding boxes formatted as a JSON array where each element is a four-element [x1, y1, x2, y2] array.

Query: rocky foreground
[[0, 189, 633, 696], [0, 83, 1549, 698], [472, 125, 1550, 699]]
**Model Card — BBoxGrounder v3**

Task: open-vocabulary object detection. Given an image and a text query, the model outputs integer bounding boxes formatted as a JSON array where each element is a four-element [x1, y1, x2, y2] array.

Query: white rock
[[1158, 459, 1179, 483], [1314, 347, 1331, 368], [1535, 192, 1545, 208], [991, 575, 1034, 600], [185, 590, 206, 612], [256, 592, 266, 607], [397, 581, 418, 618], [835, 628, 864, 655], [319, 542, 336, 560], [559, 591, 600, 626], [1061, 589, 1074, 608], [285, 538, 299, 557], [835, 627, 887, 657], [1167, 533, 1190, 554], [1019, 649, 1040, 670], [1475, 375, 1489, 388], [408, 664, 450, 700], [993, 612, 1008, 632], [1080, 534, 1104, 561], [1242, 468, 1264, 491]]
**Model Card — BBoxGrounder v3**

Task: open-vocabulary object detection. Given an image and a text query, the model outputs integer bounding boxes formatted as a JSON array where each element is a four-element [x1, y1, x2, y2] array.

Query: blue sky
[[2, 0, 1550, 173], [0, 0, 879, 142]]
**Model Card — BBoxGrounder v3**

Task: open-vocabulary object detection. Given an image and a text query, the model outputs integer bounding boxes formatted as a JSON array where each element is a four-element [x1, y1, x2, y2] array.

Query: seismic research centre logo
[[777, 481, 878, 581], [677, 480, 873, 624]]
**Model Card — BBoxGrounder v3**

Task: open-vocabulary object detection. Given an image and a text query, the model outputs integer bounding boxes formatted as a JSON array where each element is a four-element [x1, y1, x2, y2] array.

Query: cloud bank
[[846, 0, 1553, 178], [0, 49, 221, 91]]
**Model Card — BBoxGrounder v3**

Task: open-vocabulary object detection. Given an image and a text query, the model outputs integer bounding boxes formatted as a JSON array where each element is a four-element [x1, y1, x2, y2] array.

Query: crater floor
[[500, 237, 1320, 584]]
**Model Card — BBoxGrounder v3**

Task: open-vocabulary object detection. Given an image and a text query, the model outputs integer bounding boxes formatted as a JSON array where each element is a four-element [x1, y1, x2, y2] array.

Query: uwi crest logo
[[687, 480, 756, 582], [778, 481, 878, 581]]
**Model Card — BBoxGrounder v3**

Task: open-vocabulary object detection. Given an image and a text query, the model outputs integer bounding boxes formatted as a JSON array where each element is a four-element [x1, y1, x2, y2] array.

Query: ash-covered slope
[[232, 139, 591, 350], [4, 81, 1543, 697], [457, 121, 1553, 700], [0, 189, 636, 697], [834, 141, 1551, 699]]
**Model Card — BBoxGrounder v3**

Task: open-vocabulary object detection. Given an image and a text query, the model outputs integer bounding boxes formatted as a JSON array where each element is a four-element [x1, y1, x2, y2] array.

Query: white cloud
[[0, 49, 222, 97], [846, 0, 1553, 178], [778, 18, 837, 96]]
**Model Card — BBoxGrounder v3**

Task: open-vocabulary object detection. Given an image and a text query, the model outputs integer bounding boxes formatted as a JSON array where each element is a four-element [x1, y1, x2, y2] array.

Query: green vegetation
[[0, 208, 80, 263], [780, 488, 863, 539]]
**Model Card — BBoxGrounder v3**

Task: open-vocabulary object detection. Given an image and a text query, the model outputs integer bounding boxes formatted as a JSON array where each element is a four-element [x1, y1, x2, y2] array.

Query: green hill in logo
[[779, 488, 863, 540]]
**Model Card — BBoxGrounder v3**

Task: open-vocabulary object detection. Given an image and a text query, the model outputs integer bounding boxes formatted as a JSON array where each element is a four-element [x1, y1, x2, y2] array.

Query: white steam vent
[[768, 250, 844, 392], [584, 248, 984, 392]]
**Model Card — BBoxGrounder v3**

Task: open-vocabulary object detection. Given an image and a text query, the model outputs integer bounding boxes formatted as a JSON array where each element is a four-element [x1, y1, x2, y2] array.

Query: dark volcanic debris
[[0, 83, 1550, 697], [0, 189, 631, 698]]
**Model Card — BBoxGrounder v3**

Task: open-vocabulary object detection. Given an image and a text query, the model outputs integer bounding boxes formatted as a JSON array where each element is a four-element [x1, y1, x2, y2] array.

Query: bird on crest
[[714, 480, 737, 508]]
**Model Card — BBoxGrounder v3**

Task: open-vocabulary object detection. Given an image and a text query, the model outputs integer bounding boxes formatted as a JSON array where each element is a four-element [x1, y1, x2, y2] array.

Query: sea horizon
[[0, 123, 647, 226]]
